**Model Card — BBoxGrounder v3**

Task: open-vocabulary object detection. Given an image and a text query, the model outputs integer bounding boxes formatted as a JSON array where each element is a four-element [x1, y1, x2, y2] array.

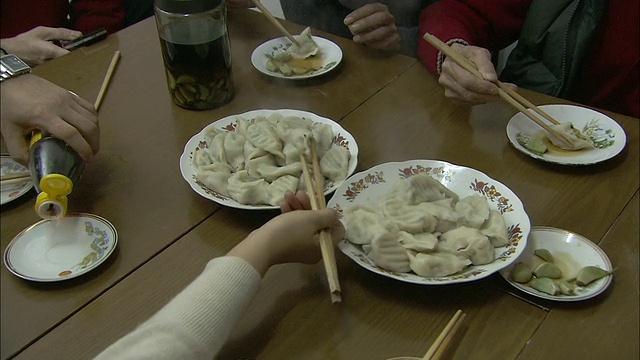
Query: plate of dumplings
[[327, 159, 531, 285], [180, 109, 358, 210]]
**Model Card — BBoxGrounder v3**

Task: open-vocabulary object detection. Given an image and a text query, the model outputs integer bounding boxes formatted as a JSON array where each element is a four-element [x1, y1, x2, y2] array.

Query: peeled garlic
[[533, 262, 563, 279], [576, 266, 611, 286], [530, 277, 561, 295], [511, 262, 533, 283], [558, 280, 576, 295], [534, 249, 554, 263]]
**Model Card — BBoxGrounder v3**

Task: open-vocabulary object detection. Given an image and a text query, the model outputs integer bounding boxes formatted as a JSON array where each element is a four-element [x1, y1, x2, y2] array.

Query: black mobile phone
[[63, 28, 108, 50]]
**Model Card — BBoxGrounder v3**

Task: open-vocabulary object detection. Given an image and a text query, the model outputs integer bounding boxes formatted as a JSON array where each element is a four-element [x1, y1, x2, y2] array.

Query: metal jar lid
[[155, 0, 222, 14]]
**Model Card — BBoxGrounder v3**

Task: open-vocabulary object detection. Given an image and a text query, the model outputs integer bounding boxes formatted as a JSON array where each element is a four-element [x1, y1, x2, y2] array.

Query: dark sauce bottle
[[28, 131, 84, 219]]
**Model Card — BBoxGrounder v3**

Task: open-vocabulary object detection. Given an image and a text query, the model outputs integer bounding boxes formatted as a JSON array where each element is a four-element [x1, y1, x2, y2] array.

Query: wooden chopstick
[[423, 309, 466, 360], [250, 0, 301, 47], [94, 50, 121, 111], [422, 33, 571, 147], [299, 137, 342, 303], [1, 175, 31, 187]]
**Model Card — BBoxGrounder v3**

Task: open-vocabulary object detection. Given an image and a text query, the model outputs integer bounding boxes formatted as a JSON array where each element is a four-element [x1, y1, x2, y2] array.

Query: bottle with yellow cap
[[28, 131, 85, 220]]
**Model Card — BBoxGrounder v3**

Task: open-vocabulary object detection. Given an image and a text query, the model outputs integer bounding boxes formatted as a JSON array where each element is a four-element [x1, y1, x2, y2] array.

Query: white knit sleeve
[[94, 256, 261, 360]]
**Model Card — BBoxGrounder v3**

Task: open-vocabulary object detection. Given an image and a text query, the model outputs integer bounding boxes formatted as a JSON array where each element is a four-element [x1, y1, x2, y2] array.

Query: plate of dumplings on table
[[180, 109, 358, 210], [327, 159, 531, 285]]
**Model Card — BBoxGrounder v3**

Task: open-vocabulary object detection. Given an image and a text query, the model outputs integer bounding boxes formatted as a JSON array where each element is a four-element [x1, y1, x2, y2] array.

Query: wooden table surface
[[2, 9, 638, 360]]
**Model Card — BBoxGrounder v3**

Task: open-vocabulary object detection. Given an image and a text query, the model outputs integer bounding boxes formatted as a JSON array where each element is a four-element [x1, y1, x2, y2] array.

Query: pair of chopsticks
[[422, 33, 573, 148], [299, 137, 342, 303], [250, 0, 301, 47], [422, 309, 466, 360], [1, 171, 31, 187]]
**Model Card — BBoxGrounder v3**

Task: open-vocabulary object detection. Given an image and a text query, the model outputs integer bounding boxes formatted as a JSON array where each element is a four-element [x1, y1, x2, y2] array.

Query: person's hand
[[226, 0, 255, 9], [229, 191, 345, 276], [0, 26, 82, 66], [343, 3, 400, 52], [438, 43, 517, 106], [0, 74, 99, 165]]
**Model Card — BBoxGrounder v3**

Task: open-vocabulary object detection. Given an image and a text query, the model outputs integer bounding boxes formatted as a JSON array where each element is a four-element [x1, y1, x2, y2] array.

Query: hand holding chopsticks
[[300, 137, 342, 303], [250, 0, 301, 47], [422, 33, 573, 148], [423, 309, 466, 360]]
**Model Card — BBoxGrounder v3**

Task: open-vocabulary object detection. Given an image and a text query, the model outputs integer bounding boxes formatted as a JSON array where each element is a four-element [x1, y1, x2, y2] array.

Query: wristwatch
[[1, 54, 31, 82]]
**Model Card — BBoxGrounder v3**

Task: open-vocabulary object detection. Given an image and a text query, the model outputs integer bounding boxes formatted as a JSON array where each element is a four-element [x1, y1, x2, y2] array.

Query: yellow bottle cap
[[35, 174, 73, 220]]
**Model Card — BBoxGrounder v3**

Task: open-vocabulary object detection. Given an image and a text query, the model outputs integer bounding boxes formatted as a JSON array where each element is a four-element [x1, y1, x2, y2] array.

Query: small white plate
[[1, 156, 33, 205], [506, 104, 626, 165], [180, 109, 358, 210], [3, 213, 118, 282], [499, 226, 613, 301], [251, 36, 342, 79], [327, 159, 531, 285]]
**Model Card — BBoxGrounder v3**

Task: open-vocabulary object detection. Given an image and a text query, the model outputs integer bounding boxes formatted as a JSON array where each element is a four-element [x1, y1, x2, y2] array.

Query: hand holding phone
[[63, 28, 108, 50]]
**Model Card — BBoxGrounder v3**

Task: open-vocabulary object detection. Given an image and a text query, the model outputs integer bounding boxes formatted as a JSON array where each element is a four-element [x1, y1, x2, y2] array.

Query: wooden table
[[2, 9, 638, 360]]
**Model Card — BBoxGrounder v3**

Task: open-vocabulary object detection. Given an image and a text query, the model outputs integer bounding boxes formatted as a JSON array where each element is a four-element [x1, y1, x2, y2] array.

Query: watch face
[[2, 54, 30, 73]]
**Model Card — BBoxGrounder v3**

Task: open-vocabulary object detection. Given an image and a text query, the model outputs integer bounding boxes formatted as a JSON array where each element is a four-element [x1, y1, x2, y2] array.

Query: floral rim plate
[[180, 109, 359, 210], [251, 36, 342, 79], [1, 155, 33, 205], [506, 104, 626, 166], [499, 226, 613, 302], [3, 213, 118, 282], [327, 159, 531, 285]]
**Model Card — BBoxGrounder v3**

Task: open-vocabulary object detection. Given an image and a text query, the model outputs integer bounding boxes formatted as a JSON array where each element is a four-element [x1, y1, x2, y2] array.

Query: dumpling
[[438, 226, 494, 265], [246, 153, 277, 179], [408, 251, 472, 277], [247, 154, 302, 182], [195, 162, 234, 197], [243, 140, 267, 162], [245, 117, 284, 159], [266, 175, 299, 206], [282, 128, 311, 164], [319, 145, 350, 183], [207, 132, 227, 165], [344, 205, 398, 245], [416, 198, 460, 233], [398, 231, 438, 252], [275, 115, 312, 143], [234, 116, 251, 135], [406, 174, 459, 204], [455, 195, 490, 229], [379, 197, 437, 233], [223, 132, 246, 171], [368, 231, 411, 273], [227, 170, 269, 205], [480, 210, 509, 247], [191, 148, 213, 171], [311, 122, 334, 158]]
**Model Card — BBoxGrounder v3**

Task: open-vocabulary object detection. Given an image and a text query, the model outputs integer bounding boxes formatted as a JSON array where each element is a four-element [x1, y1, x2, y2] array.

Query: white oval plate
[[506, 104, 626, 165], [327, 159, 531, 285], [1, 155, 33, 205], [499, 226, 613, 302], [3, 213, 118, 282], [180, 109, 359, 210], [251, 36, 342, 79]]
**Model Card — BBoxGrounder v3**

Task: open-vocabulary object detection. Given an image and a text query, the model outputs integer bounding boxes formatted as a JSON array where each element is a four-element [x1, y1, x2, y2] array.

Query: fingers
[[1, 124, 30, 166], [344, 3, 399, 51], [354, 27, 400, 51], [33, 26, 82, 42], [280, 190, 312, 213]]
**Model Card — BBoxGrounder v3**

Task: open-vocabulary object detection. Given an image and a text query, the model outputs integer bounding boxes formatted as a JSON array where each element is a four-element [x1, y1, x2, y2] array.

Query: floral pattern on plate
[[251, 36, 342, 79], [180, 109, 359, 210], [506, 104, 626, 166], [3, 213, 118, 282], [328, 159, 531, 285], [1, 155, 33, 205]]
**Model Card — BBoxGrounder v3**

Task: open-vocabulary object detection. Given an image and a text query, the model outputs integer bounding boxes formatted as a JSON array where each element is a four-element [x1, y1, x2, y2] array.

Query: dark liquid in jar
[[160, 19, 234, 110]]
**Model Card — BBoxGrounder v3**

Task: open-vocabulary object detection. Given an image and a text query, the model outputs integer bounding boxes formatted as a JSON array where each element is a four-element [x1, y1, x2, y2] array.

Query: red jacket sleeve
[[72, 0, 126, 34], [417, 0, 532, 76]]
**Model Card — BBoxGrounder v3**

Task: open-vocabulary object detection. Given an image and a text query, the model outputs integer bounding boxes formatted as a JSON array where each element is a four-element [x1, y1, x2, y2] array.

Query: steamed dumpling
[[406, 174, 459, 204], [245, 116, 284, 159], [195, 162, 234, 197], [398, 231, 438, 252], [379, 197, 437, 233], [455, 195, 490, 229], [344, 205, 398, 245], [227, 170, 269, 205], [266, 175, 299, 206], [408, 251, 472, 277], [481, 210, 509, 247], [368, 231, 411, 273], [223, 132, 246, 171], [438, 226, 494, 265], [320, 145, 350, 183]]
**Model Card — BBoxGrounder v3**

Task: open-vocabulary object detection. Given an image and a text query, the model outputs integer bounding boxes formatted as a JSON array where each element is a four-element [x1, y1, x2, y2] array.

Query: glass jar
[[154, 0, 235, 110]]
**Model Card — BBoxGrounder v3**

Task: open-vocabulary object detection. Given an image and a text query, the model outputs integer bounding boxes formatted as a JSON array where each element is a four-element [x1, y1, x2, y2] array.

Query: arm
[[1, 26, 81, 66], [0, 74, 99, 165], [94, 192, 345, 359], [417, 0, 530, 106]]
